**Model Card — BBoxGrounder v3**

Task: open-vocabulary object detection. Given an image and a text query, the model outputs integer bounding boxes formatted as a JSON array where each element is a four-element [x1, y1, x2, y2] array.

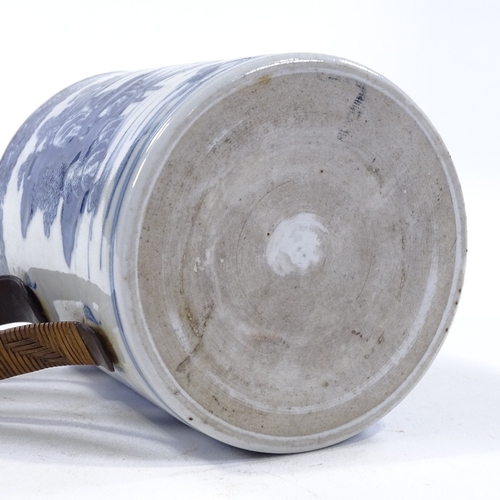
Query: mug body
[[0, 54, 466, 453]]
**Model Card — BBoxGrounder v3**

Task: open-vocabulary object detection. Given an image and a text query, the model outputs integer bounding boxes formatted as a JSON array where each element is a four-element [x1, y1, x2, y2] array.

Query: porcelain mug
[[0, 53, 466, 453]]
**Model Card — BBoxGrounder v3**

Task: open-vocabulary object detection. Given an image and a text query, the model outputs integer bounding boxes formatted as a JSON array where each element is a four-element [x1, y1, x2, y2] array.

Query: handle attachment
[[0, 275, 114, 379]]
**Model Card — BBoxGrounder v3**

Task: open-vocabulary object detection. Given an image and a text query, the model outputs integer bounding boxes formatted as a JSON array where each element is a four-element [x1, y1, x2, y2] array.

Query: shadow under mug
[[0, 53, 466, 453]]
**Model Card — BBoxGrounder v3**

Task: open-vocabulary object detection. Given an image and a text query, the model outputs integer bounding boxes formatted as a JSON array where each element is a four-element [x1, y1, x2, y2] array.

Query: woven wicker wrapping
[[0, 322, 97, 379]]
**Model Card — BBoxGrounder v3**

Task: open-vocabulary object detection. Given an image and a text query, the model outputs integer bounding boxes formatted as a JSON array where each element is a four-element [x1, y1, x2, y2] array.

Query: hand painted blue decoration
[[17, 73, 160, 265], [0, 59, 245, 267]]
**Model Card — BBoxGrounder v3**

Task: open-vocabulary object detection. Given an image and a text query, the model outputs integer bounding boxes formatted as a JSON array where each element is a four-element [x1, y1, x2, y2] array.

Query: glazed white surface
[[266, 212, 328, 276]]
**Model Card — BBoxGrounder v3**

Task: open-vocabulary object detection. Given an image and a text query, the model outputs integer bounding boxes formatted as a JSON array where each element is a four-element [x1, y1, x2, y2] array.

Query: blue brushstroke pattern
[[0, 59, 247, 268]]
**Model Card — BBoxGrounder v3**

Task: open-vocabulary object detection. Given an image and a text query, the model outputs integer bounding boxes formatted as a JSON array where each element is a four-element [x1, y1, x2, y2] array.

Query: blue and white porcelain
[[0, 54, 466, 453]]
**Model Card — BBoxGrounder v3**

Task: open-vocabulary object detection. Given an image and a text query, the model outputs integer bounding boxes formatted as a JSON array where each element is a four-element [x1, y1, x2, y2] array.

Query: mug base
[[118, 55, 465, 453]]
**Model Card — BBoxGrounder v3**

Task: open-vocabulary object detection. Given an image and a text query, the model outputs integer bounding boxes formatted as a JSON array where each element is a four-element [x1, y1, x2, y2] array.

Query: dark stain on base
[[256, 74, 271, 86], [350, 84, 366, 119], [175, 340, 203, 374]]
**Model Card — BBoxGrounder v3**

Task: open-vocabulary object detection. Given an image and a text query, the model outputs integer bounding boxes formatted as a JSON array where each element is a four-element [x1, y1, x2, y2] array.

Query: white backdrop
[[0, 1, 499, 498]]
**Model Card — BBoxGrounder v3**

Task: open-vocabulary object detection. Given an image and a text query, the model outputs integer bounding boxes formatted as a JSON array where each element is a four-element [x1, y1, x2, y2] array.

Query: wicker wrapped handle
[[0, 275, 114, 379]]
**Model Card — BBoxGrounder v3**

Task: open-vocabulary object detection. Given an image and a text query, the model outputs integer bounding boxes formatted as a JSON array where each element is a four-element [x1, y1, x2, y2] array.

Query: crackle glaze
[[0, 54, 466, 453]]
